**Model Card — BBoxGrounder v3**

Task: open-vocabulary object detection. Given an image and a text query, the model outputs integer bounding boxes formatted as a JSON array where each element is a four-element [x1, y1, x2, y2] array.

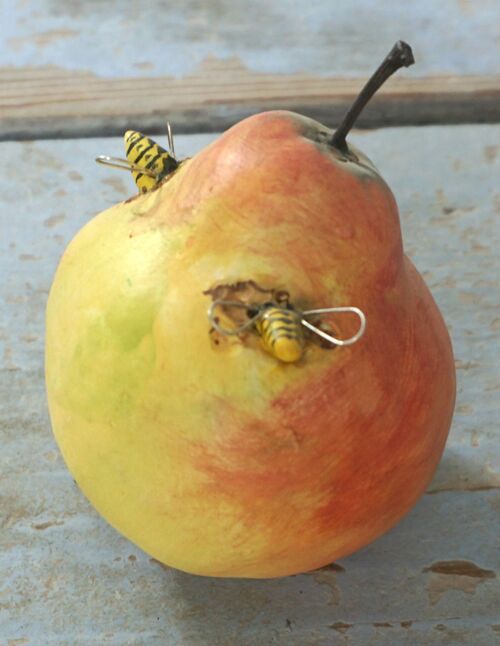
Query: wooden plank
[[2, 0, 499, 138], [1, 126, 499, 643], [0, 61, 499, 139]]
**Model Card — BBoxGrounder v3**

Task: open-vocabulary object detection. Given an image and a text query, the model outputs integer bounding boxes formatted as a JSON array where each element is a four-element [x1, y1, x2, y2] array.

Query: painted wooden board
[[1, 0, 499, 138], [1, 126, 499, 644], [2, 0, 499, 77]]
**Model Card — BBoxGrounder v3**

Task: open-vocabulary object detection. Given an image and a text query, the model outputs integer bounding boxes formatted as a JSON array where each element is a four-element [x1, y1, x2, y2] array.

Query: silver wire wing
[[207, 300, 262, 336], [95, 155, 158, 178], [300, 306, 366, 346]]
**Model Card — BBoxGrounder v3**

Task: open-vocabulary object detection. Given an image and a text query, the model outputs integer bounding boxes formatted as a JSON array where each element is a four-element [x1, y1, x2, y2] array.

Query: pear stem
[[330, 41, 415, 152]]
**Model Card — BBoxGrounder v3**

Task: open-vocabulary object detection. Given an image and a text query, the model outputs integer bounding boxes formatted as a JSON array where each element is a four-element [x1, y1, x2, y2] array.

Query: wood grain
[[1, 58, 499, 139]]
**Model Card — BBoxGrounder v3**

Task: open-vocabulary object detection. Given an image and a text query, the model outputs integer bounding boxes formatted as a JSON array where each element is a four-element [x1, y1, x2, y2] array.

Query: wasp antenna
[[166, 121, 176, 158]]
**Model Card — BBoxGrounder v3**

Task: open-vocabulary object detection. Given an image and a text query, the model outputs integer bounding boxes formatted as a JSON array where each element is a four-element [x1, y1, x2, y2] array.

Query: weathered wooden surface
[[2, 0, 499, 77], [1, 126, 499, 644], [2, 63, 499, 141], [1, 0, 500, 138]]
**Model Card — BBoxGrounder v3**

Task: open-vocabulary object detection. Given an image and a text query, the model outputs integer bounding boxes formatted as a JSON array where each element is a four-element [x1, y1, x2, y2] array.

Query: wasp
[[207, 297, 366, 363], [96, 122, 179, 193]]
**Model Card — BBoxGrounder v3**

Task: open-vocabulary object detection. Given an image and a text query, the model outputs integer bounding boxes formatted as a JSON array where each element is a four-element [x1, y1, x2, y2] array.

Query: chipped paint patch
[[483, 145, 498, 163], [8, 28, 78, 51], [31, 519, 64, 530], [329, 621, 352, 634], [423, 560, 496, 605], [312, 570, 342, 605], [19, 254, 41, 261], [101, 177, 128, 194], [44, 213, 66, 228]]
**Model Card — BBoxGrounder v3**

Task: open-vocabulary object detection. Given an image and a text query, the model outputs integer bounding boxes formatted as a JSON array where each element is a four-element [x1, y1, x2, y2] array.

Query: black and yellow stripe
[[124, 130, 178, 193], [256, 306, 305, 363]]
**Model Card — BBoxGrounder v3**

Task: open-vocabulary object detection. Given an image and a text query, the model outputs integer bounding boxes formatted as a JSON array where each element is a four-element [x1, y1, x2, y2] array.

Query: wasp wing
[[95, 155, 158, 177], [208, 300, 262, 336], [301, 306, 366, 346]]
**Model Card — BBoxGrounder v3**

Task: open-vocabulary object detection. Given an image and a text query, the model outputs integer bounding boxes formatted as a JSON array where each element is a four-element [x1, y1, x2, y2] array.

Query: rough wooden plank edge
[[0, 61, 499, 140], [2, 97, 499, 141]]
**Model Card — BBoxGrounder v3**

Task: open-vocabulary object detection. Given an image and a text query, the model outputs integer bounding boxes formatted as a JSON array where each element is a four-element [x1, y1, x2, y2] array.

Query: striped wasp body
[[208, 297, 366, 363], [96, 123, 179, 193], [255, 303, 305, 363]]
